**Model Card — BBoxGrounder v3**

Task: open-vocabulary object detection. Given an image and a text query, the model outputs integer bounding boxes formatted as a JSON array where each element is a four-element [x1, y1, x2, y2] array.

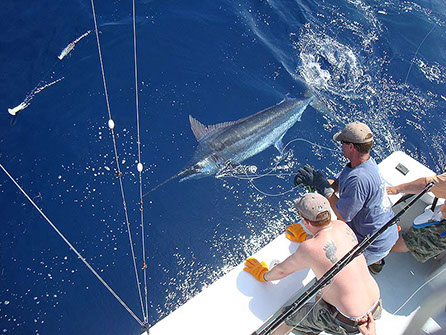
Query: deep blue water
[[1, 0, 446, 334]]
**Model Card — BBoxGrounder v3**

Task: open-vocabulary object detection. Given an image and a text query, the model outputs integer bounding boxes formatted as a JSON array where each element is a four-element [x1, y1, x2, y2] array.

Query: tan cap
[[333, 122, 373, 144], [295, 193, 330, 222]]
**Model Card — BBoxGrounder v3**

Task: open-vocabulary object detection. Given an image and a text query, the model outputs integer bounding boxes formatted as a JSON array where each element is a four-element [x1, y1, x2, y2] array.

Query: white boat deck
[[150, 151, 445, 335]]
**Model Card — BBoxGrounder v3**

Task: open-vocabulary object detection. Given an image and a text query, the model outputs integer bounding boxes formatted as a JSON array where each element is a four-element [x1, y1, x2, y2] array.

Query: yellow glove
[[285, 223, 309, 243], [243, 257, 269, 282]]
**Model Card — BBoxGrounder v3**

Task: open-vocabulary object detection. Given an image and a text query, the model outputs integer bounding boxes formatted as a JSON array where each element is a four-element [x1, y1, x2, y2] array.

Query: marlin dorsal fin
[[189, 115, 236, 141]]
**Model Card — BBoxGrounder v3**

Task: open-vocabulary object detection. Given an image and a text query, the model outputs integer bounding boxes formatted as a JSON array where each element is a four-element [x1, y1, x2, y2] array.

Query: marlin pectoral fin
[[284, 93, 293, 101], [279, 93, 295, 104], [274, 133, 286, 153]]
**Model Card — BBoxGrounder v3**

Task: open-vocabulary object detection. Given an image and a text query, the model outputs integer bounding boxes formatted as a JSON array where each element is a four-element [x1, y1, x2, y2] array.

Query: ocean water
[[1, 0, 445, 334]]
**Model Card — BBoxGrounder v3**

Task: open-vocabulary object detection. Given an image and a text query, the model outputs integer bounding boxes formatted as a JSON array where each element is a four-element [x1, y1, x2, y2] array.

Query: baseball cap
[[333, 122, 373, 144], [295, 193, 330, 222]]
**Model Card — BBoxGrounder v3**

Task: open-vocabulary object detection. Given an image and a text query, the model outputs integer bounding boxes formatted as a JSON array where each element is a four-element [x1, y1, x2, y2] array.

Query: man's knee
[[390, 235, 409, 253]]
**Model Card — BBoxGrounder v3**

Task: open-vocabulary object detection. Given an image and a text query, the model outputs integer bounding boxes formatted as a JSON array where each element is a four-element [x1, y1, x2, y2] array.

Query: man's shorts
[[402, 220, 446, 263], [284, 298, 382, 335]]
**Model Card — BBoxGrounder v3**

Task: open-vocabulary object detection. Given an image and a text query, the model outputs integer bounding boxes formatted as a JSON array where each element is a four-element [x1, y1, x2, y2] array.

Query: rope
[[90, 0, 146, 321], [0, 163, 145, 328], [131, 0, 150, 324]]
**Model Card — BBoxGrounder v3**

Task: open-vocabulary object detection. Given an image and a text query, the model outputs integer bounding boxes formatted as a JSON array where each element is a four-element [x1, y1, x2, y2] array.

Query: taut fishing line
[[218, 137, 339, 197]]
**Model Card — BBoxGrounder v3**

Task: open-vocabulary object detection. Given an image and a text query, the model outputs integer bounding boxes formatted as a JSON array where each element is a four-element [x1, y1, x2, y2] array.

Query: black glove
[[294, 165, 334, 198], [313, 170, 334, 198], [294, 165, 316, 187]]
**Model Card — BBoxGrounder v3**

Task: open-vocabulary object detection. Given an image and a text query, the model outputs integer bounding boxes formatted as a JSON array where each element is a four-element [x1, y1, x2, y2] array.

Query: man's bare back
[[297, 219, 380, 317], [244, 193, 381, 335]]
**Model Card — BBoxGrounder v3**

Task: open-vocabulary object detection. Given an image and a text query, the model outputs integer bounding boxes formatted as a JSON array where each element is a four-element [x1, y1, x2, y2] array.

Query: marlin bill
[[145, 96, 313, 195]]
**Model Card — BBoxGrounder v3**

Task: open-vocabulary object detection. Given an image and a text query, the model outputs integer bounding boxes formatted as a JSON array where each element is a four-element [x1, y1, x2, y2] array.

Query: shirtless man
[[244, 193, 381, 335]]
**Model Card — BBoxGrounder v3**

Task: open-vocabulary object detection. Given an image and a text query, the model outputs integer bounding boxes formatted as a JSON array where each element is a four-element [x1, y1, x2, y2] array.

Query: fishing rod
[[252, 180, 436, 335]]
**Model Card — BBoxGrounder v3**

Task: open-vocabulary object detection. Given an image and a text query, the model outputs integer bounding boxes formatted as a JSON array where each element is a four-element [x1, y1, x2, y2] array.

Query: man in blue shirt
[[293, 122, 398, 273]]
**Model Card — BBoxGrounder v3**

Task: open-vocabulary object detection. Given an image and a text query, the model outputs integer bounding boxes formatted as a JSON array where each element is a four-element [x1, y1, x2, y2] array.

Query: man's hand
[[386, 186, 399, 195], [294, 165, 334, 198], [243, 258, 269, 282], [285, 223, 310, 243], [313, 170, 334, 198], [358, 313, 376, 335], [294, 165, 315, 187]]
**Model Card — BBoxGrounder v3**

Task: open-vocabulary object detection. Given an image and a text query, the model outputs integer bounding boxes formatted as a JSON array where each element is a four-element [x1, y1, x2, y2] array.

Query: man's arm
[[386, 176, 429, 195], [332, 176, 366, 223], [329, 179, 339, 193], [264, 244, 310, 282], [326, 179, 345, 221], [326, 192, 345, 222]]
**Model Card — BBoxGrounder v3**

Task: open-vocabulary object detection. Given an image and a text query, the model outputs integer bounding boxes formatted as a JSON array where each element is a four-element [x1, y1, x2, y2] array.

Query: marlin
[[145, 96, 313, 194]]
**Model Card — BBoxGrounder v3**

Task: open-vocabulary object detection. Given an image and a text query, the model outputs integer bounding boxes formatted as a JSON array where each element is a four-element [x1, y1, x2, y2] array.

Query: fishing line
[[221, 137, 339, 197], [248, 183, 300, 197], [221, 137, 338, 181], [404, 23, 437, 85], [0, 162, 145, 328], [90, 0, 146, 321], [131, 0, 150, 324], [225, 172, 298, 180]]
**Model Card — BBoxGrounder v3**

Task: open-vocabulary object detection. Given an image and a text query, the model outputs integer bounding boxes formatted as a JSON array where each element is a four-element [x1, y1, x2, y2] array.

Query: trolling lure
[[8, 30, 91, 118], [58, 30, 92, 60], [8, 77, 65, 116], [8, 102, 29, 116]]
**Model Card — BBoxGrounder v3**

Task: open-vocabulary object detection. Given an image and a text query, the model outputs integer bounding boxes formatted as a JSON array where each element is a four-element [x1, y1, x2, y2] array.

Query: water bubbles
[[416, 59, 446, 84], [298, 32, 370, 98], [247, 165, 257, 174]]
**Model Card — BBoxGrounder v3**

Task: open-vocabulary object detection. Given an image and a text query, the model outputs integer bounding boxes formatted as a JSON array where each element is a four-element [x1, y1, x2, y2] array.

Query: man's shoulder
[[347, 160, 381, 185], [298, 237, 320, 257], [359, 157, 379, 172], [333, 219, 348, 226], [332, 220, 353, 234]]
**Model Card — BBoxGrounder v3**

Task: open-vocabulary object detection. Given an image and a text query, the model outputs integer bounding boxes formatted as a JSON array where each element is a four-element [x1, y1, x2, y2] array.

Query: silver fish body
[[181, 96, 313, 181]]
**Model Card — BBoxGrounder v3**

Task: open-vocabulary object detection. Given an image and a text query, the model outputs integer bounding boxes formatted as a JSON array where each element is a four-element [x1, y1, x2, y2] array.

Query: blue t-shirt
[[335, 157, 398, 253]]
